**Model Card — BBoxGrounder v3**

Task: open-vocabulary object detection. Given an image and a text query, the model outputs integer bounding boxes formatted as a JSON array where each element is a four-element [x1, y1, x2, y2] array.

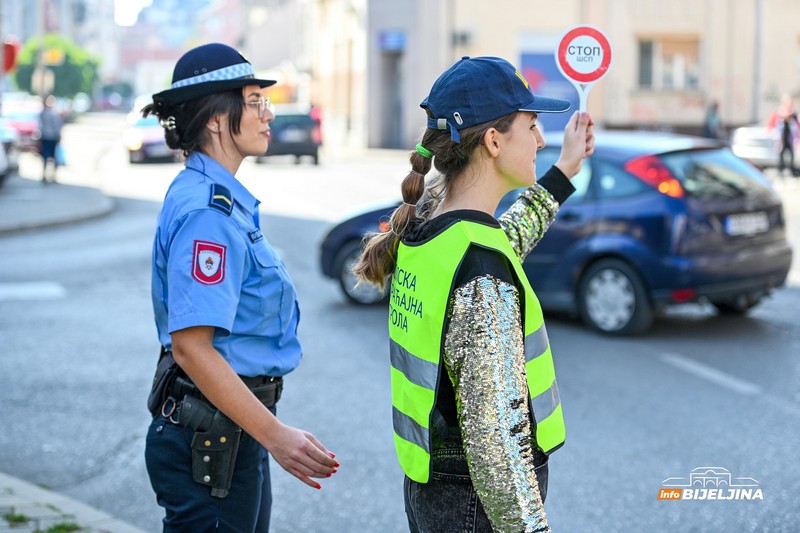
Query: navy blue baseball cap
[[154, 43, 276, 105], [421, 56, 570, 142]]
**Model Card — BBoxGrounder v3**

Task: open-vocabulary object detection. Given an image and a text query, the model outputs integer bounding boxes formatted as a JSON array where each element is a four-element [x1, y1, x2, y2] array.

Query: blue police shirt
[[151, 152, 302, 376]]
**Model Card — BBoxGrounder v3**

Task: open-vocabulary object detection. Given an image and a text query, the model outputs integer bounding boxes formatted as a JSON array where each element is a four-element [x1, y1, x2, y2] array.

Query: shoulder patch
[[209, 184, 234, 216]]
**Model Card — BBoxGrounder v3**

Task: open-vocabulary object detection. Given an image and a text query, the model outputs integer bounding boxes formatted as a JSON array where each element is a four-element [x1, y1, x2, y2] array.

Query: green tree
[[13, 34, 100, 98]]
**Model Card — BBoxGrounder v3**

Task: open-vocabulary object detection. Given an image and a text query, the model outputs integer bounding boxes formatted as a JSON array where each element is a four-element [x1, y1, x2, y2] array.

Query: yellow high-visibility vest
[[388, 220, 565, 483]]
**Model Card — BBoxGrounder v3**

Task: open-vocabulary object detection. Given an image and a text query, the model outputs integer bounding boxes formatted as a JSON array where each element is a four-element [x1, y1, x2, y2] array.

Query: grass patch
[[4, 511, 31, 524], [36, 522, 82, 533]]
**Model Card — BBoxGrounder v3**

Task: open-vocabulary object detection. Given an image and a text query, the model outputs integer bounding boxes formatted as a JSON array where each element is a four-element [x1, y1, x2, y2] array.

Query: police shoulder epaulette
[[209, 184, 234, 216]]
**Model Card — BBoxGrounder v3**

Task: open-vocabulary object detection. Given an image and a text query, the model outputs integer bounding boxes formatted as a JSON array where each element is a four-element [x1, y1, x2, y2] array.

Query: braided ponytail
[[353, 141, 433, 288]]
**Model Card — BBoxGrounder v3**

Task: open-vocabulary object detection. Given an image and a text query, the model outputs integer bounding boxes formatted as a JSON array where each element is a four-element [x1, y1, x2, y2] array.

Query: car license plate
[[724, 212, 769, 236], [280, 128, 308, 143], [147, 144, 173, 157]]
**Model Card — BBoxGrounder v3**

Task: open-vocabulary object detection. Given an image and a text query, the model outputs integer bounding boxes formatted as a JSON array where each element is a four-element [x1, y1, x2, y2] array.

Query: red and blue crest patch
[[192, 240, 226, 285]]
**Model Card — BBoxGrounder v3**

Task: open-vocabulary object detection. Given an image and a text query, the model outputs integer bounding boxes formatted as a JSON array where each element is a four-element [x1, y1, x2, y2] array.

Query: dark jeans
[[145, 405, 276, 532], [403, 433, 549, 533], [779, 143, 797, 176]]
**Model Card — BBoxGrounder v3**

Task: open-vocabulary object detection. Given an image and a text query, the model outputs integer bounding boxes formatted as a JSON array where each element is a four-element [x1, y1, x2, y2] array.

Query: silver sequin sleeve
[[444, 275, 549, 533], [498, 183, 560, 262]]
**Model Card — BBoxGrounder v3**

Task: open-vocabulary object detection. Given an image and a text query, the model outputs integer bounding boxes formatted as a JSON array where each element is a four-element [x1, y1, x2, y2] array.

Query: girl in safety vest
[[355, 56, 594, 532]]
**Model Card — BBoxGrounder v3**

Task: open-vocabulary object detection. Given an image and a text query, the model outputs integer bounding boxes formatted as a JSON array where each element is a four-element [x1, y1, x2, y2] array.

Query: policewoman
[[142, 43, 338, 532], [355, 57, 594, 532]]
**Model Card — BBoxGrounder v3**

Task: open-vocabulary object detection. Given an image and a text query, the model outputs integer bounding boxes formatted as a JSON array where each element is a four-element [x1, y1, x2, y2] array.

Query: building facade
[[363, 0, 800, 148]]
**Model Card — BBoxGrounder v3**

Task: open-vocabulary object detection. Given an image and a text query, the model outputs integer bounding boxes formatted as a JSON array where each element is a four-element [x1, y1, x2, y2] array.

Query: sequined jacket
[[417, 168, 574, 532]]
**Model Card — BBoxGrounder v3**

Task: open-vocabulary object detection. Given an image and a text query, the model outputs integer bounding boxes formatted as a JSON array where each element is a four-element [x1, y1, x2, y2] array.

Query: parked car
[[123, 113, 179, 164], [257, 104, 322, 165], [0, 139, 9, 188], [320, 131, 793, 335], [0, 117, 21, 175], [2, 108, 41, 152], [729, 124, 780, 170]]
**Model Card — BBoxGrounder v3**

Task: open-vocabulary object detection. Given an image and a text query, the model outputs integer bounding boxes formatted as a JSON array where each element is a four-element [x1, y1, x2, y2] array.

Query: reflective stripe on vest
[[389, 220, 566, 483]]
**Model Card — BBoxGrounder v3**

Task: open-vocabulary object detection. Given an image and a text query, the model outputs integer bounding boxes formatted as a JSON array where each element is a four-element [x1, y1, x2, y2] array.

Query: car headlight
[[123, 129, 143, 151]]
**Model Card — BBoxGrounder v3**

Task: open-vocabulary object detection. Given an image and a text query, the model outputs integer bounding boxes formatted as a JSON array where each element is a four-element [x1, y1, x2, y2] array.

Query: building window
[[638, 37, 700, 91]]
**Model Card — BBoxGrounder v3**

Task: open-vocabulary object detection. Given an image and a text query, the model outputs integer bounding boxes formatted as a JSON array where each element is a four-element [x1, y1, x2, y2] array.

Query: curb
[[0, 174, 114, 235], [0, 473, 146, 532]]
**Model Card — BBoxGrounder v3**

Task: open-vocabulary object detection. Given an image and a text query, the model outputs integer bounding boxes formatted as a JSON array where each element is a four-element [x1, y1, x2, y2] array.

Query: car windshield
[[273, 114, 314, 126], [136, 116, 160, 127], [659, 148, 772, 199], [3, 110, 39, 121]]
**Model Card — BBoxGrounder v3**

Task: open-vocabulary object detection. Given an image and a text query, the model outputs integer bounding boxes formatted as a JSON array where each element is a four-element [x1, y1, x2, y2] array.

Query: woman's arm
[[498, 175, 564, 262], [444, 275, 549, 533], [172, 326, 337, 489]]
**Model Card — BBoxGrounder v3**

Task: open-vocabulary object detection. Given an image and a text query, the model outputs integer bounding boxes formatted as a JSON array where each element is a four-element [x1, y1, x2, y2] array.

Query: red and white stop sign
[[555, 25, 613, 110]]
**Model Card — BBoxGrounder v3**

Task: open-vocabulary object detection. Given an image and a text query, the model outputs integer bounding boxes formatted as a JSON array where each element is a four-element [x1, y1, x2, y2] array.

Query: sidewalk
[[0, 473, 145, 533], [0, 172, 114, 235], [0, 174, 143, 532]]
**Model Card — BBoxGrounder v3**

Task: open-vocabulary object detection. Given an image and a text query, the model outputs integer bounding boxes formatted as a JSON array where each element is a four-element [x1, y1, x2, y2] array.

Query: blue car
[[319, 131, 793, 335]]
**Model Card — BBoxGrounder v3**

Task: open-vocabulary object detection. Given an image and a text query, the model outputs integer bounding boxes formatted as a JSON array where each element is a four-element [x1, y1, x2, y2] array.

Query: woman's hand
[[554, 111, 595, 179], [172, 326, 339, 489], [265, 422, 339, 489]]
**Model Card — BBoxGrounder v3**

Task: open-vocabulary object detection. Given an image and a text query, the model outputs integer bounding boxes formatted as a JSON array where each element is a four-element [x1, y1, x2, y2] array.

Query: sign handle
[[571, 81, 596, 113]]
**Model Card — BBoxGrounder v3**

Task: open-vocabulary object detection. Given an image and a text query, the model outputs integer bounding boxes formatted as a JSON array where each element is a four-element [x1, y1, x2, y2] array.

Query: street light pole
[[752, 0, 763, 123]]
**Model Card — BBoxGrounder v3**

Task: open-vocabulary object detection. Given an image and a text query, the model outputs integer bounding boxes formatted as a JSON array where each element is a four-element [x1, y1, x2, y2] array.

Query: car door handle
[[559, 212, 581, 222]]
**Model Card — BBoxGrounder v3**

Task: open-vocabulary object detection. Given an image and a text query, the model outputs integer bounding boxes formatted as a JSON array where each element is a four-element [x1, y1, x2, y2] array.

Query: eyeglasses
[[246, 96, 275, 119]]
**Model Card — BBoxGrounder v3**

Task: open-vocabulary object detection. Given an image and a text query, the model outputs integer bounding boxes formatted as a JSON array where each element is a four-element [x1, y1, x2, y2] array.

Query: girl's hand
[[555, 111, 595, 179]]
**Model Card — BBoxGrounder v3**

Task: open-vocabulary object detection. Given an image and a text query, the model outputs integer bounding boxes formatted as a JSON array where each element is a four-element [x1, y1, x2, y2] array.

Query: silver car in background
[[730, 124, 779, 170]]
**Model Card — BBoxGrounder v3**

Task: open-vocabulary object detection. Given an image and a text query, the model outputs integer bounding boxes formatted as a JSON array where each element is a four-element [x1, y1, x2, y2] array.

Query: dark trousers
[[145, 406, 276, 532], [779, 143, 797, 176], [403, 434, 549, 533]]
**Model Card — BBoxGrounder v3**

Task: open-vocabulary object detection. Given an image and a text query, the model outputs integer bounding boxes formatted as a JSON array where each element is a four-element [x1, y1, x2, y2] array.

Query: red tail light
[[624, 155, 684, 198], [670, 288, 696, 303], [312, 125, 322, 145]]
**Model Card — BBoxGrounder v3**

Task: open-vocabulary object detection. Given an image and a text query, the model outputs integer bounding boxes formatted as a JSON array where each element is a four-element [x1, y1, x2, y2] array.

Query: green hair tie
[[416, 143, 433, 159]]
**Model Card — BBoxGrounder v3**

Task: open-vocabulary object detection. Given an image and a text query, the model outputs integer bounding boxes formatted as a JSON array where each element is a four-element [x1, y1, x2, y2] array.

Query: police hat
[[153, 43, 276, 105]]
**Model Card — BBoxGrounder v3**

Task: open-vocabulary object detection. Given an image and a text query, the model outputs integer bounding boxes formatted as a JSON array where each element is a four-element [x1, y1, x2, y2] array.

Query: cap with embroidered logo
[[154, 43, 276, 105], [420, 56, 570, 143]]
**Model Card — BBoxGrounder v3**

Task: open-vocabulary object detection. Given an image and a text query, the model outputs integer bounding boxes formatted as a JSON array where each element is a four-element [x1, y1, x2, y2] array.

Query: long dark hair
[[353, 111, 517, 288], [141, 90, 246, 158]]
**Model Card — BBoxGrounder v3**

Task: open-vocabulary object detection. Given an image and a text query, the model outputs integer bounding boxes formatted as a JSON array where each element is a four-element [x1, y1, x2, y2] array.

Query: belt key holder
[[160, 397, 180, 424]]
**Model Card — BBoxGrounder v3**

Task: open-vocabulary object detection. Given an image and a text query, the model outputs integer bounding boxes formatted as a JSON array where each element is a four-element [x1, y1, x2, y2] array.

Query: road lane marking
[[0, 282, 67, 301], [659, 353, 762, 396]]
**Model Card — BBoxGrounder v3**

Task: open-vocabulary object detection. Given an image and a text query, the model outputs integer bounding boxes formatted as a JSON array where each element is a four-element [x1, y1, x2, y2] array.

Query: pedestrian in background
[[767, 93, 800, 177], [355, 56, 594, 532], [703, 100, 725, 141], [141, 43, 338, 531], [37, 94, 63, 183]]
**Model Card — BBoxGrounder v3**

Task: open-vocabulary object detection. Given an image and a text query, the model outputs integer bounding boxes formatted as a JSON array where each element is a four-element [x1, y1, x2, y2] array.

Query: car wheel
[[334, 241, 388, 305], [578, 258, 653, 335], [312, 149, 319, 166], [712, 293, 762, 315]]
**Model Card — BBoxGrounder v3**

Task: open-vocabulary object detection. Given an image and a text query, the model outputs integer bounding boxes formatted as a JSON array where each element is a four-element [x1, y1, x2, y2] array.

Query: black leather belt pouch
[[147, 350, 181, 417], [190, 409, 242, 499]]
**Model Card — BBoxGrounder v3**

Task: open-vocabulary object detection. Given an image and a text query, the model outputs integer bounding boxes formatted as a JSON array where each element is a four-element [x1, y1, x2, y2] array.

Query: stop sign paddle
[[555, 25, 613, 112]]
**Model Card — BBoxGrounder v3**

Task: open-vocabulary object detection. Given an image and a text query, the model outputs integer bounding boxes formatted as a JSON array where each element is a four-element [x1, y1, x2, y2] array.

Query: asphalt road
[[1, 114, 798, 532]]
